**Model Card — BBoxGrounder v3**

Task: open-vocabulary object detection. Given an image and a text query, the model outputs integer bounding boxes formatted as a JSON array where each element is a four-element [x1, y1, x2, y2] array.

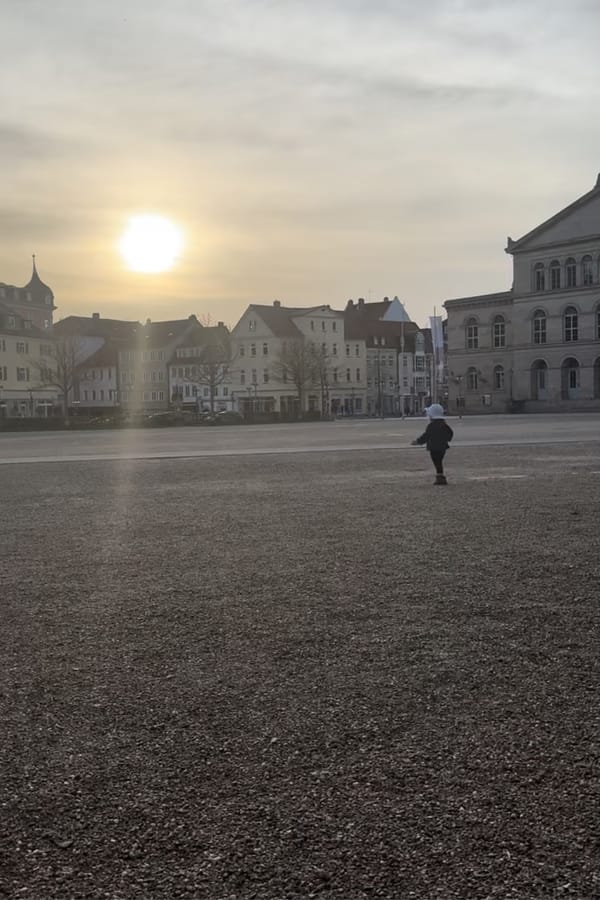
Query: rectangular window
[[252, 369, 257, 384], [346, 344, 350, 356], [356, 368, 361, 381], [346, 368, 351, 382], [332, 321, 337, 332], [92, 390, 96, 401], [16, 367, 27, 381], [223, 387, 229, 397], [263, 369, 269, 383], [251, 344, 256, 356], [240, 370, 246, 385], [203, 387, 209, 397], [565, 313, 578, 342], [332, 344, 337, 356], [533, 318, 546, 344], [0, 339, 5, 351], [248, 319, 256, 331], [16, 342, 28, 354], [466, 324, 478, 350], [415, 356, 425, 371], [263, 343, 268, 356], [355, 344, 360, 356], [83, 390, 88, 401], [310, 321, 315, 331], [493, 321, 506, 348], [321, 321, 326, 331]]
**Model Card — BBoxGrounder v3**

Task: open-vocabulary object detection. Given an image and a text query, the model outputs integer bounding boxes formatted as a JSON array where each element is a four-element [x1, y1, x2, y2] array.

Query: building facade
[[445, 176, 600, 413], [0, 302, 58, 417], [118, 316, 202, 414], [229, 302, 367, 417], [345, 297, 436, 415]]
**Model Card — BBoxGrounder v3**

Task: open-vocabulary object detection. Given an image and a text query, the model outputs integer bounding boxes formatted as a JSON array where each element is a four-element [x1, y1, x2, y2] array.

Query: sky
[[1, 0, 600, 328]]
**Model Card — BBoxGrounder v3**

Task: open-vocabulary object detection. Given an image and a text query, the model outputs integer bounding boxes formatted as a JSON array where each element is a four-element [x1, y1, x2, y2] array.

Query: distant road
[[0, 414, 598, 464]]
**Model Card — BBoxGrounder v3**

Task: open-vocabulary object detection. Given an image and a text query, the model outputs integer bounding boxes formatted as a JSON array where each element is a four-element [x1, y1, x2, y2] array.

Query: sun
[[119, 214, 184, 273]]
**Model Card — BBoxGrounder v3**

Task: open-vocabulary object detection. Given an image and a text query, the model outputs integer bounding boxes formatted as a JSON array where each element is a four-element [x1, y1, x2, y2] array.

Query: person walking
[[411, 403, 454, 485]]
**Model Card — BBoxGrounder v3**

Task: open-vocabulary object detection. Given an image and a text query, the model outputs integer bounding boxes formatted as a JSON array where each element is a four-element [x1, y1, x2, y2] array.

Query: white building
[[445, 175, 600, 413], [230, 302, 367, 418]]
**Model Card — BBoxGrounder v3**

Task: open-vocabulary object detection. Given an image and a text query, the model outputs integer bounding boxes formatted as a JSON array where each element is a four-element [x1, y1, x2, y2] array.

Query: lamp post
[[451, 373, 464, 418]]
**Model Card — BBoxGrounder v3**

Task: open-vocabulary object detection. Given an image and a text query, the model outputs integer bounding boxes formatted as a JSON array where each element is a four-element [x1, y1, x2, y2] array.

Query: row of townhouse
[[445, 174, 600, 413], [1, 265, 441, 419]]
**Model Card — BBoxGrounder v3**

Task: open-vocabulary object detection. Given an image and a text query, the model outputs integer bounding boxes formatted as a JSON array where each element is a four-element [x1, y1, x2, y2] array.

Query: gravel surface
[[1, 444, 600, 899]]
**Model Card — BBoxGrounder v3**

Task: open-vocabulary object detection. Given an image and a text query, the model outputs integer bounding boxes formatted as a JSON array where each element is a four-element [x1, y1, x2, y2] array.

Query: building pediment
[[506, 176, 600, 254]]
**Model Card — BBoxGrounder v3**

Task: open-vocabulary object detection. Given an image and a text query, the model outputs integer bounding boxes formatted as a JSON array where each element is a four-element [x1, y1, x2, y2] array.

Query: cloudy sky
[[2, 0, 599, 326]]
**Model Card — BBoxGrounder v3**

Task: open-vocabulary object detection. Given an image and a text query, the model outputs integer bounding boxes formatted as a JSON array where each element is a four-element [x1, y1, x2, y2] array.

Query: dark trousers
[[430, 449, 446, 475]]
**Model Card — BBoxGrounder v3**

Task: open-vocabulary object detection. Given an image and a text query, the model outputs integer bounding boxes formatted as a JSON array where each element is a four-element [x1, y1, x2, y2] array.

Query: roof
[[130, 316, 201, 349], [0, 301, 48, 339], [344, 298, 420, 348], [79, 344, 119, 368], [24, 257, 54, 301], [506, 174, 600, 253], [54, 315, 139, 341], [444, 290, 513, 309], [248, 304, 303, 338]]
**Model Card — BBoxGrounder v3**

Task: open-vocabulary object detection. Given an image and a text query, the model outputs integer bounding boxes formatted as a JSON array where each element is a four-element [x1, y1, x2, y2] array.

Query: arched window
[[493, 365, 505, 391], [534, 262, 545, 291], [550, 260, 561, 290], [532, 309, 547, 345], [565, 257, 577, 288], [465, 317, 478, 350], [561, 357, 580, 399], [466, 366, 478, 391], [594, 357, 600, 400], [582, 255, 593, 286], [564, 306, 578, 342], [493, 315, 506, 348]]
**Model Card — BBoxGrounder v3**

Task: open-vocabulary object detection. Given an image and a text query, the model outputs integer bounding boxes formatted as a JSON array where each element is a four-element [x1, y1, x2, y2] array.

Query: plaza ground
[[1, 423, 599, 898]]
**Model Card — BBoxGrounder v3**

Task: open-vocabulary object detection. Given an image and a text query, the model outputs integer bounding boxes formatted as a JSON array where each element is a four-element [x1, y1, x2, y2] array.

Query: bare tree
[[313, 345, 333, 417], [29, 335, 88, 425], [176, 329, 234, 413], [271, 340, 319, 417]]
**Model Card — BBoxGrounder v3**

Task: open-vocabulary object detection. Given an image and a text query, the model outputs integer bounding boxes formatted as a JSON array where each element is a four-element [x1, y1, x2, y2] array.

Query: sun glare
[[119, 214, 184, 273]]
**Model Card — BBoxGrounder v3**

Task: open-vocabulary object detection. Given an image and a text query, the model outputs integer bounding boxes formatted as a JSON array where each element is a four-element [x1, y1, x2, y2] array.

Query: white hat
[[425, 403, 445, 419]]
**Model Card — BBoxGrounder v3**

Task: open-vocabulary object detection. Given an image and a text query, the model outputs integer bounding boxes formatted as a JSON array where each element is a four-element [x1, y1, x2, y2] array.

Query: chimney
[[92, 312, 100, 319], [273, 300, 281, 308], [145, 318, 152, 325], [346, 299, 354, 310], [217, 321, 224, 327], [358, 298, 365, 307]]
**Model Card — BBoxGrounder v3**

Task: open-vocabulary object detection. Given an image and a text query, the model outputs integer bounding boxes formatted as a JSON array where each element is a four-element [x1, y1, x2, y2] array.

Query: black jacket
[[415, 419, 454, 452]]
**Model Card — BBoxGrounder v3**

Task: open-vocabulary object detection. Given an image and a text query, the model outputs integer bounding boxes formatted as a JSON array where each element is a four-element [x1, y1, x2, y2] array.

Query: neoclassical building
[[445, 175, 600, 413]]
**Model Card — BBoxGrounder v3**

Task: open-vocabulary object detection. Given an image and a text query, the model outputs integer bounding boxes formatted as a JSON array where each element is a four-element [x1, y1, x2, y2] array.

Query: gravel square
[[1, 444, 599, 899]]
